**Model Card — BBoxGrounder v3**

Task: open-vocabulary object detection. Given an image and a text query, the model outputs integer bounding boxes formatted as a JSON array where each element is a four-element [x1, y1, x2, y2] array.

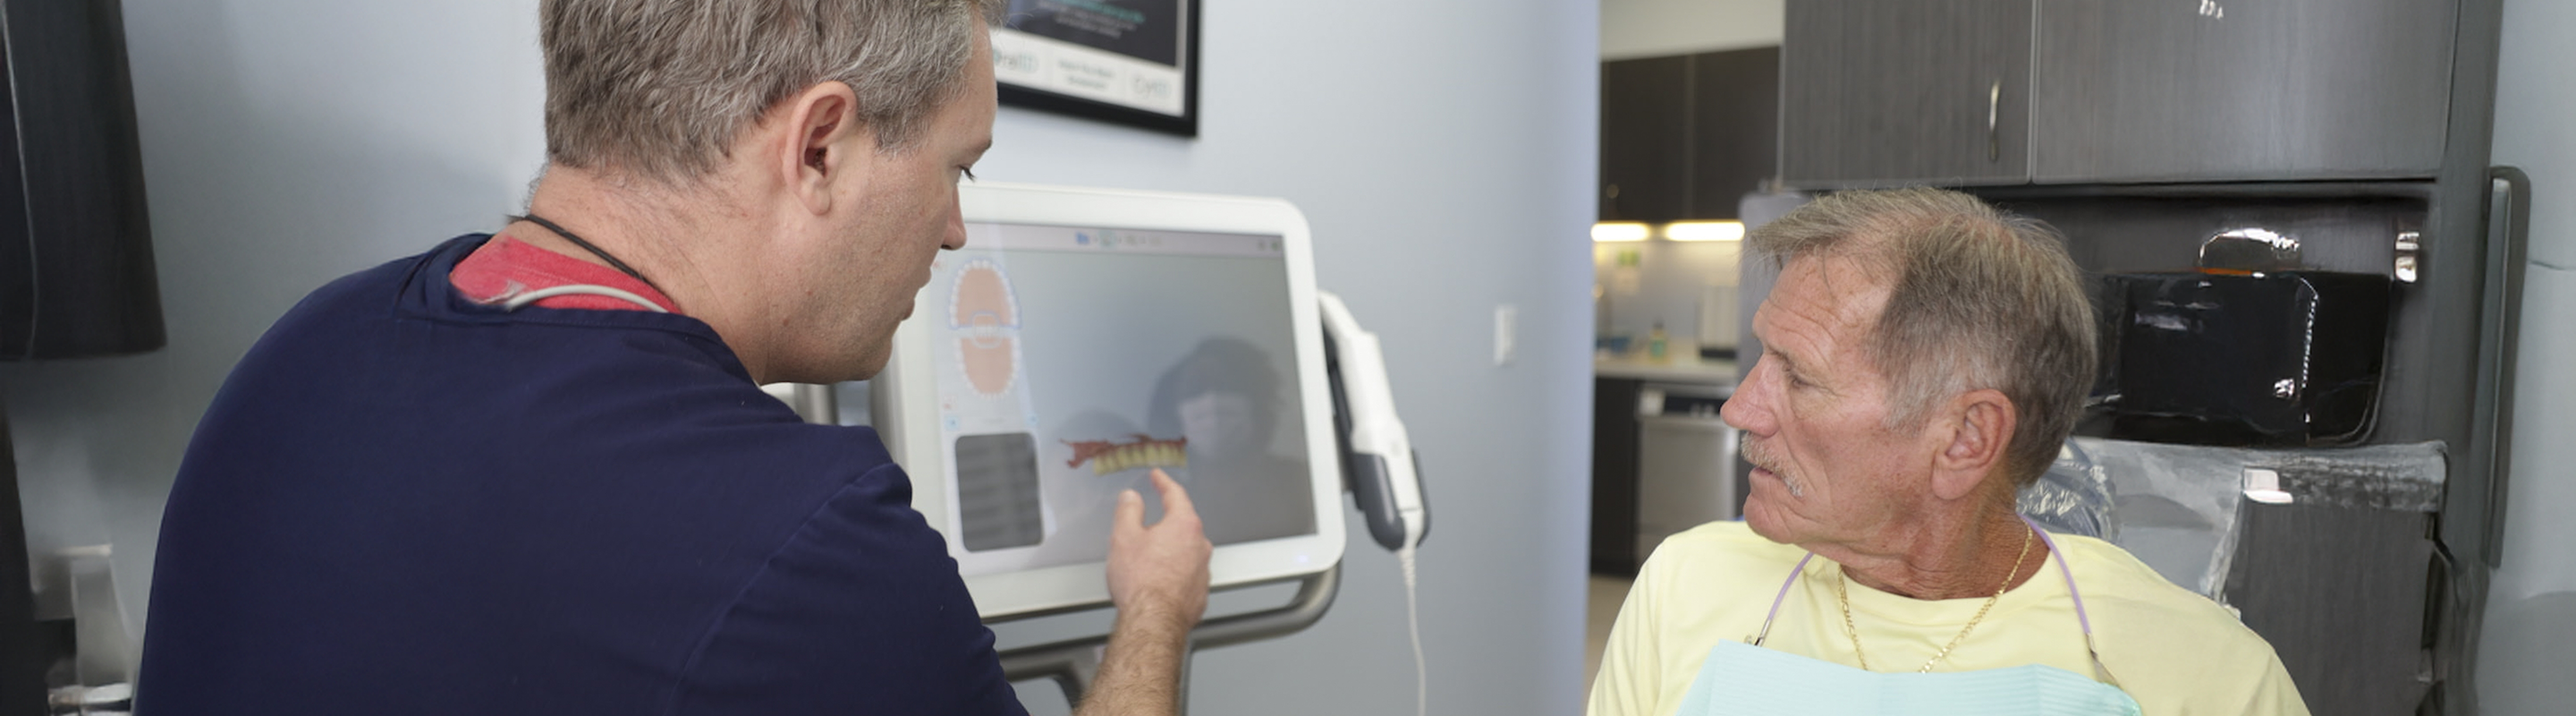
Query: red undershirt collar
[[449, 234, 681, 314]]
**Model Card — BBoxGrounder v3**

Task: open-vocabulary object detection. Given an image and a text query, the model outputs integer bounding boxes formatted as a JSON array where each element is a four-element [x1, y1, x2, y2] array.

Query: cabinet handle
[[2476, 166, 2531, 567], [1987, 81, 2002, 162]]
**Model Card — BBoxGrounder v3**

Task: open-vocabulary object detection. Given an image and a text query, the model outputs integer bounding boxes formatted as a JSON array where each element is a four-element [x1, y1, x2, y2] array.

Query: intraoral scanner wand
[[1319, 292, 1428, 552]]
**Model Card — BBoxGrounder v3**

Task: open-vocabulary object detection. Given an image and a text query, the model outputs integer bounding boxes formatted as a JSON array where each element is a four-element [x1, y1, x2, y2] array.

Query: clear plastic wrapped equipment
[[2019, 441, 2120, 541], [2019, 438, 2444, 601]]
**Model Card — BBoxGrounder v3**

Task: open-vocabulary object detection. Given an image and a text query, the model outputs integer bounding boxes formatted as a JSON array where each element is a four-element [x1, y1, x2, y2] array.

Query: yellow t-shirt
[[1587, 521, 2309, 716]]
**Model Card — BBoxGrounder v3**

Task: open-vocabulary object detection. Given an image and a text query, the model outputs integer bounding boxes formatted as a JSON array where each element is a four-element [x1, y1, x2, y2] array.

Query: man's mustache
[[1739, 433, 1804, 497], [1740, 433, 1776, 472]]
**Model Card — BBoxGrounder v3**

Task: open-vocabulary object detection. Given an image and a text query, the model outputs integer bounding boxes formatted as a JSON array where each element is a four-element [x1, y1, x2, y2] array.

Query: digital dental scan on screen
[[876, 184, 1343, 618], [934, 223, 1313, 567]]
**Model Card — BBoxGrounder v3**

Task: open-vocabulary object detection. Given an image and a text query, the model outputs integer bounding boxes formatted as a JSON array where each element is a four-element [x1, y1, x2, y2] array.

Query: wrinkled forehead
[[1767, 251, 1896, 338]]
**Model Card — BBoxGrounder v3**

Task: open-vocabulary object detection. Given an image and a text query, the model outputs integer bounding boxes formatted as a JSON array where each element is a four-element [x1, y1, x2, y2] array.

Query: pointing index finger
[[1113, 488, 1144, 535]]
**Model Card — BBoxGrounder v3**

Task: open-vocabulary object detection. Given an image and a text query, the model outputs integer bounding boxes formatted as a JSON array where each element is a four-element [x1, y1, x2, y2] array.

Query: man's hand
[[1079, 469, 1211, 716], [1107, 469, 1213, 624]]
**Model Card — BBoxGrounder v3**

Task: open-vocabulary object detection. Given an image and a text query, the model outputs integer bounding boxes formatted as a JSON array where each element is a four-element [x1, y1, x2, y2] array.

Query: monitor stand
[[995, 566, 1340, 712]]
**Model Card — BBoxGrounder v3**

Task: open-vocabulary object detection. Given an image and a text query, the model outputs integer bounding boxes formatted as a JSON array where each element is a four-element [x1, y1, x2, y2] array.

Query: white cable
[[501, 284, 669, 313], [1398, 542, 1426, 716]]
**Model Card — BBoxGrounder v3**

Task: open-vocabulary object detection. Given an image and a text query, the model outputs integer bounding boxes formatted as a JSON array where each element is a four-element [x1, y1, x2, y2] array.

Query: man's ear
[[1929, 388, 2016, 501], [775, 81, 873, 216]]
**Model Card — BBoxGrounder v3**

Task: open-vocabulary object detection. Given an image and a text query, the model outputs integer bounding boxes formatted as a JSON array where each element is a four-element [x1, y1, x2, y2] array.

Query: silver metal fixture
[[2394, 230, 2423, 284], [2197, 227, 2303, 272]]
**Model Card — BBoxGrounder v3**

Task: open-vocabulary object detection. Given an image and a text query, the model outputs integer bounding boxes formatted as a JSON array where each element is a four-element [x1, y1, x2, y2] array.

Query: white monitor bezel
[[876, 182, 1346, 619]]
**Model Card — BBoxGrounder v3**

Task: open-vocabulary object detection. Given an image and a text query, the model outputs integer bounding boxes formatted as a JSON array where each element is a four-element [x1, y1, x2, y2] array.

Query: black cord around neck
[[506, 213, 664, 294]]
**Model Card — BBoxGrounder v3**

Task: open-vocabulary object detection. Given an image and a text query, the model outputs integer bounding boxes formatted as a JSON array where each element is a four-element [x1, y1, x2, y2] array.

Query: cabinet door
[[1689, 47, 1780, 217], [1781, 0, 2032, 188], [1601, 56, 1690, 222], [1591, 378, 1643, 573], [2033, 0, 2455, 183]]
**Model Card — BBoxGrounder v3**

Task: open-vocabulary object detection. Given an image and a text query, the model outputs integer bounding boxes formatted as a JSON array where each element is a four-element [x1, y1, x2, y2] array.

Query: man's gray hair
[[539, 0, 1005, 183], [1749, 187, 2096, 488]]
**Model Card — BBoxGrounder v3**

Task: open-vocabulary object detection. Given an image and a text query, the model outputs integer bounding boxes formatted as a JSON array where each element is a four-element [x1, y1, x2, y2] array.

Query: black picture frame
[[993, 0, 1200, 137]]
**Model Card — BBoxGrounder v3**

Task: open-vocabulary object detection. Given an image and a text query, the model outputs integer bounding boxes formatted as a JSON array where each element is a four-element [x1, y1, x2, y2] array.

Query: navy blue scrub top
[[140, 235, 1025, 715]]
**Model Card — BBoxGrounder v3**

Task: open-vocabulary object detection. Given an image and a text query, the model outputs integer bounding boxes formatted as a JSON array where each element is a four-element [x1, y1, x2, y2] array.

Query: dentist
[[140, 2, 1208, 714]]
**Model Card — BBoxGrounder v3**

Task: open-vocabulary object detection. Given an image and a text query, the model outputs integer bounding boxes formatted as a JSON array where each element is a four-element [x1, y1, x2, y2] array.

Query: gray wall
[[3, 2, 1601, 714], [2476, 0, 2576, 711], [4, 0, 549, 629]]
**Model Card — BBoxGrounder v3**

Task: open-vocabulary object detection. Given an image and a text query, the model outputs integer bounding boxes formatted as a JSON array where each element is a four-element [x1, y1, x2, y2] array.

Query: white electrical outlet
[[1494, 303, 1518, 366]]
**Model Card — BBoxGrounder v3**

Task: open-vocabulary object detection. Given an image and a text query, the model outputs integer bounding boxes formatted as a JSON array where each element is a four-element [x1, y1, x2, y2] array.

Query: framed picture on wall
[[992, 0, 1200, 137]]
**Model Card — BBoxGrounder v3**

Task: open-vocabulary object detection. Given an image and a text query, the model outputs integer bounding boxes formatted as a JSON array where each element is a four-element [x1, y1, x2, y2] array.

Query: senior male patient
[[1588, 188, 2309, 716], [139, 2, 1211, 714]]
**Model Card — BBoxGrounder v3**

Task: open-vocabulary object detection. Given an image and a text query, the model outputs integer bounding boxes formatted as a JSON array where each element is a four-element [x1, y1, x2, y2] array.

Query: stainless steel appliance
[[1633, 384, 1739, 565]]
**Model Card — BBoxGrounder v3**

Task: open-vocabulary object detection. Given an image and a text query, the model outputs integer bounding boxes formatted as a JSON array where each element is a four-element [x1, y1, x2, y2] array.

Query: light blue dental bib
[[1673, 643, 2140, 716], [1671, 517, 2143, 716]]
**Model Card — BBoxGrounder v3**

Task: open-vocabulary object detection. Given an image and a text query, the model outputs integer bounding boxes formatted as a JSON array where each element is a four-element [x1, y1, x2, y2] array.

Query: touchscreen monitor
[[875, 183, 1343, 618]]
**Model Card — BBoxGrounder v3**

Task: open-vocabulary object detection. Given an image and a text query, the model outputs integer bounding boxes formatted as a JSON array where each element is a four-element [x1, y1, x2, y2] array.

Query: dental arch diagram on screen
[[950, 259, 1023, 398]]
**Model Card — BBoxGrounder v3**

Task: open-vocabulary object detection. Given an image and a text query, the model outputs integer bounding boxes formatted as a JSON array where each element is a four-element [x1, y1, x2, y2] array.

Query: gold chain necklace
[[1834, 525, 2034, 672]]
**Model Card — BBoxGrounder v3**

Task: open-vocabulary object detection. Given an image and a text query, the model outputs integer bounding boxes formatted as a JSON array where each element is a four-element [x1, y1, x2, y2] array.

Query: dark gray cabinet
[[1690, 47, 1780, 218], [1601, 56, 1690, 222], [1601, 48, 1780, 222], [1783, 0, 2461, 188], [1591, 377, 1642, 574], [2033, 0, 2456, 183], [1781, 0, 2031, 188]]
